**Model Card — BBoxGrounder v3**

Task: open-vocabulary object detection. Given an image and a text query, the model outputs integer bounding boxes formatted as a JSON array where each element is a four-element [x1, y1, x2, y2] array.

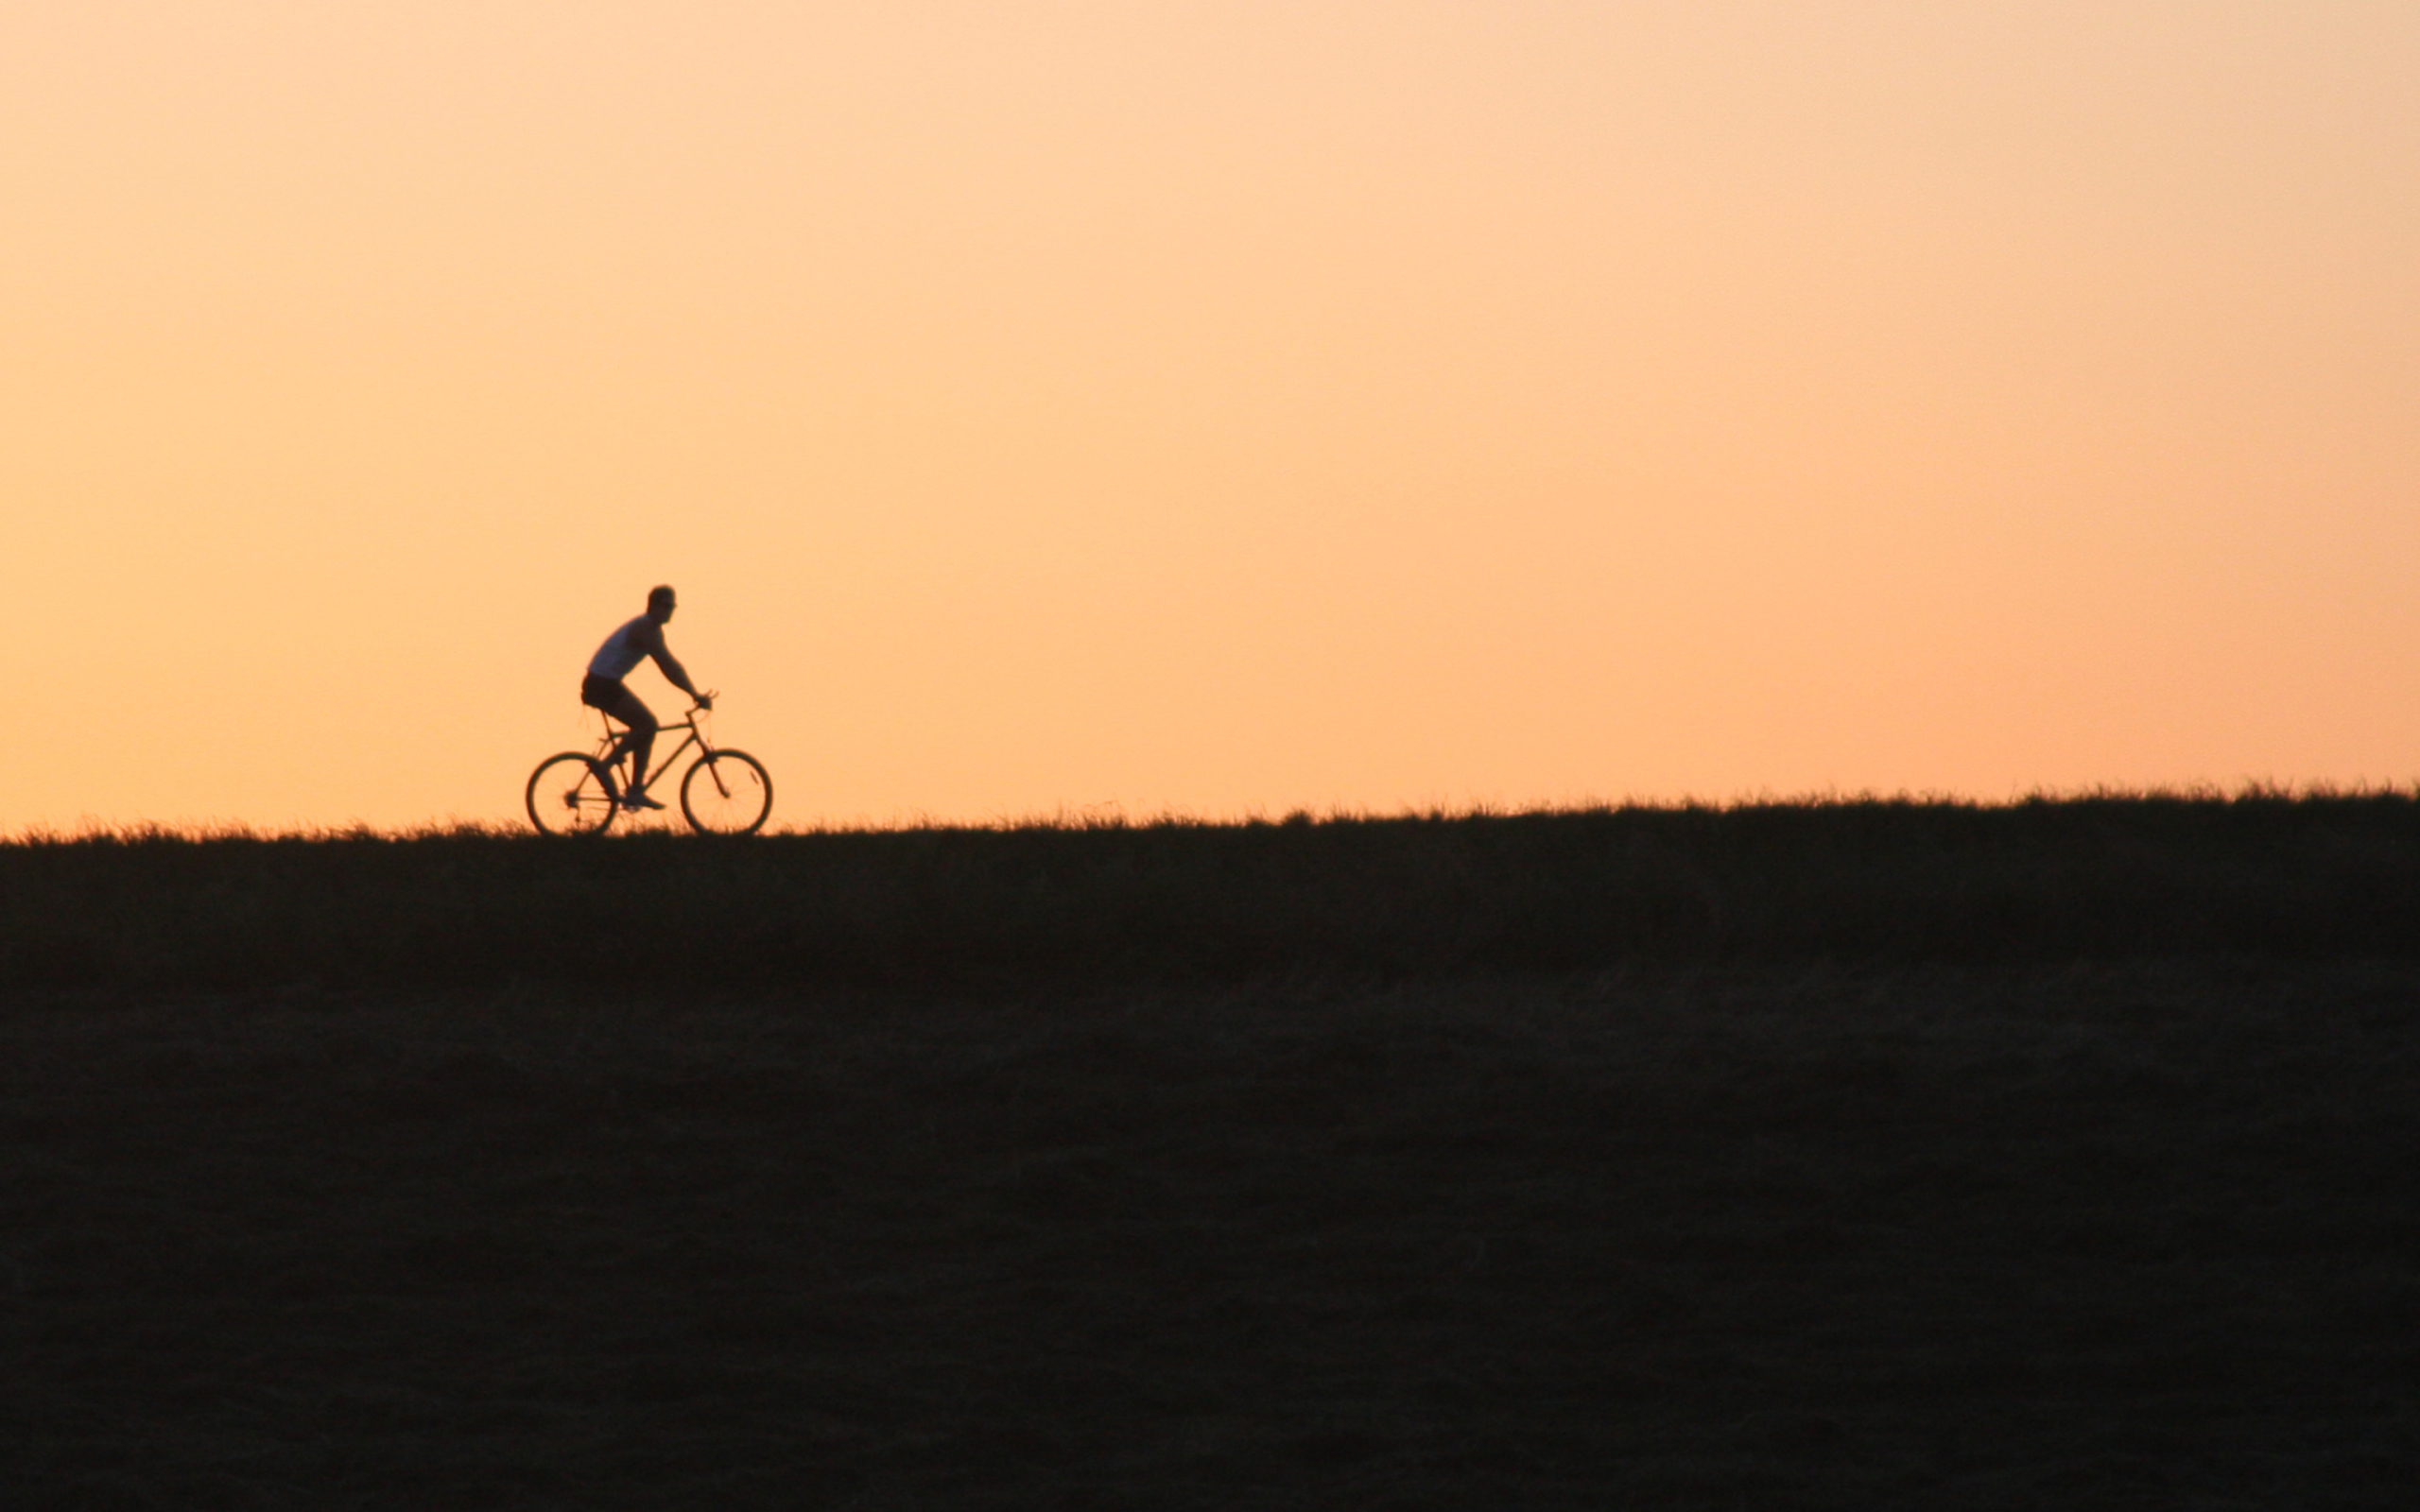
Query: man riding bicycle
[[582, 585, 709, 810]]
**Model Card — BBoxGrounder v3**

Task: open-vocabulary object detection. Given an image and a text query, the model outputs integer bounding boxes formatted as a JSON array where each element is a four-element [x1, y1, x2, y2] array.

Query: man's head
[[647, 584, 677, 623]]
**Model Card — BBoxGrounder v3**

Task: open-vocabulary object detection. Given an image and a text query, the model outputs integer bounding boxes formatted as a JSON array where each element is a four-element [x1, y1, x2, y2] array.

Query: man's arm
[[644, 624, 703, 701]]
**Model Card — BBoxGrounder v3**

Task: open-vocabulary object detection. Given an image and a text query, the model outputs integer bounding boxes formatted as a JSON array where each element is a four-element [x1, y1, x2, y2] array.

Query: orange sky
[[7, 2, 2417, 831]]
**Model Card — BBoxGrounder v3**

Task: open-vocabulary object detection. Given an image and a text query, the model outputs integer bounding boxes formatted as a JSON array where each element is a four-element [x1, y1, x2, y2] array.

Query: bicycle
[[525, 695, 773, 836]]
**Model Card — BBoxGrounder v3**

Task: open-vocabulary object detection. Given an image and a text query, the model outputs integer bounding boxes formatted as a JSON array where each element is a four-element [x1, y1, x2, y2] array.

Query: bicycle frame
[[594, 706, 716, 796]]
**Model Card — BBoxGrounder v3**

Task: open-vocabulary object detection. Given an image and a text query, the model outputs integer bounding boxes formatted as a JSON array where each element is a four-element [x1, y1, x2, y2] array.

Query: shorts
[[580, 676, 655, 729]]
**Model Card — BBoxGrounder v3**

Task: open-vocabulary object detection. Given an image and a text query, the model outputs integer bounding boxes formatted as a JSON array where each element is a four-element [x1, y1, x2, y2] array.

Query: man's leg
[[602, 686, 659, 792]]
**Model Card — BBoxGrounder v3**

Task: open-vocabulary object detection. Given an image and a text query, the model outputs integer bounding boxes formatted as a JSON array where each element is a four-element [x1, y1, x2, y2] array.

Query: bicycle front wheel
[[681, 749, 772, 835], [527, 752, 619, 836]]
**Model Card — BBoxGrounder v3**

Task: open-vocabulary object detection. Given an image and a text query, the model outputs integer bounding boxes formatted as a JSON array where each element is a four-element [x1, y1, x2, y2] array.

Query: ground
[[6, 961, 2414, 1508]]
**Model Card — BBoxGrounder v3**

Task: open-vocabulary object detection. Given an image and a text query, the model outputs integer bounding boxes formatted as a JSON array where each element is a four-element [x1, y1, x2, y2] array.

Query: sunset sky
[[6, 2, 2416, 831]]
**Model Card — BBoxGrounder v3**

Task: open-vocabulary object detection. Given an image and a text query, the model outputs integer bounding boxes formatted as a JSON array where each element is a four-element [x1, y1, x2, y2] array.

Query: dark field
[[8, 791, 2420, 992], [5, 799, 2418, 1506]]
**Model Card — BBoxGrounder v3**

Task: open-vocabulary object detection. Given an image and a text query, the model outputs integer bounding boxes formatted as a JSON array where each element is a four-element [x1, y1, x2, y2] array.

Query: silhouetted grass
[[9, 795, 2418, 1506], [4, 790, 2417, 992]]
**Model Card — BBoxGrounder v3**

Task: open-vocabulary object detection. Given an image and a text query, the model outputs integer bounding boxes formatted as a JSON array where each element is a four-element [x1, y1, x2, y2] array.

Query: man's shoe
[[620, 790, 666, 811]]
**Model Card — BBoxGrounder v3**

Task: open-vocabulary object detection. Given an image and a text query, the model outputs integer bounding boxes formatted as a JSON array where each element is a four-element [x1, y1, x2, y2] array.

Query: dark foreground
[[7, 963, 2416, 1508], [8, 793, 2420, 992]]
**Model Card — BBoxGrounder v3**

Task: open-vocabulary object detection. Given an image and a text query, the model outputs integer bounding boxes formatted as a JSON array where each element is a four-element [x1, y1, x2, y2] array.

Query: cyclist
[[581, 585, 709, 809]]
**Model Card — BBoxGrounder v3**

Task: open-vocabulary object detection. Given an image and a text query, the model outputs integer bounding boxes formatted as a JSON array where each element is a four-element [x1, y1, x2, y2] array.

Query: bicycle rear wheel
[[527, 752, 619, 835], [681, 749, 772, 835]]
